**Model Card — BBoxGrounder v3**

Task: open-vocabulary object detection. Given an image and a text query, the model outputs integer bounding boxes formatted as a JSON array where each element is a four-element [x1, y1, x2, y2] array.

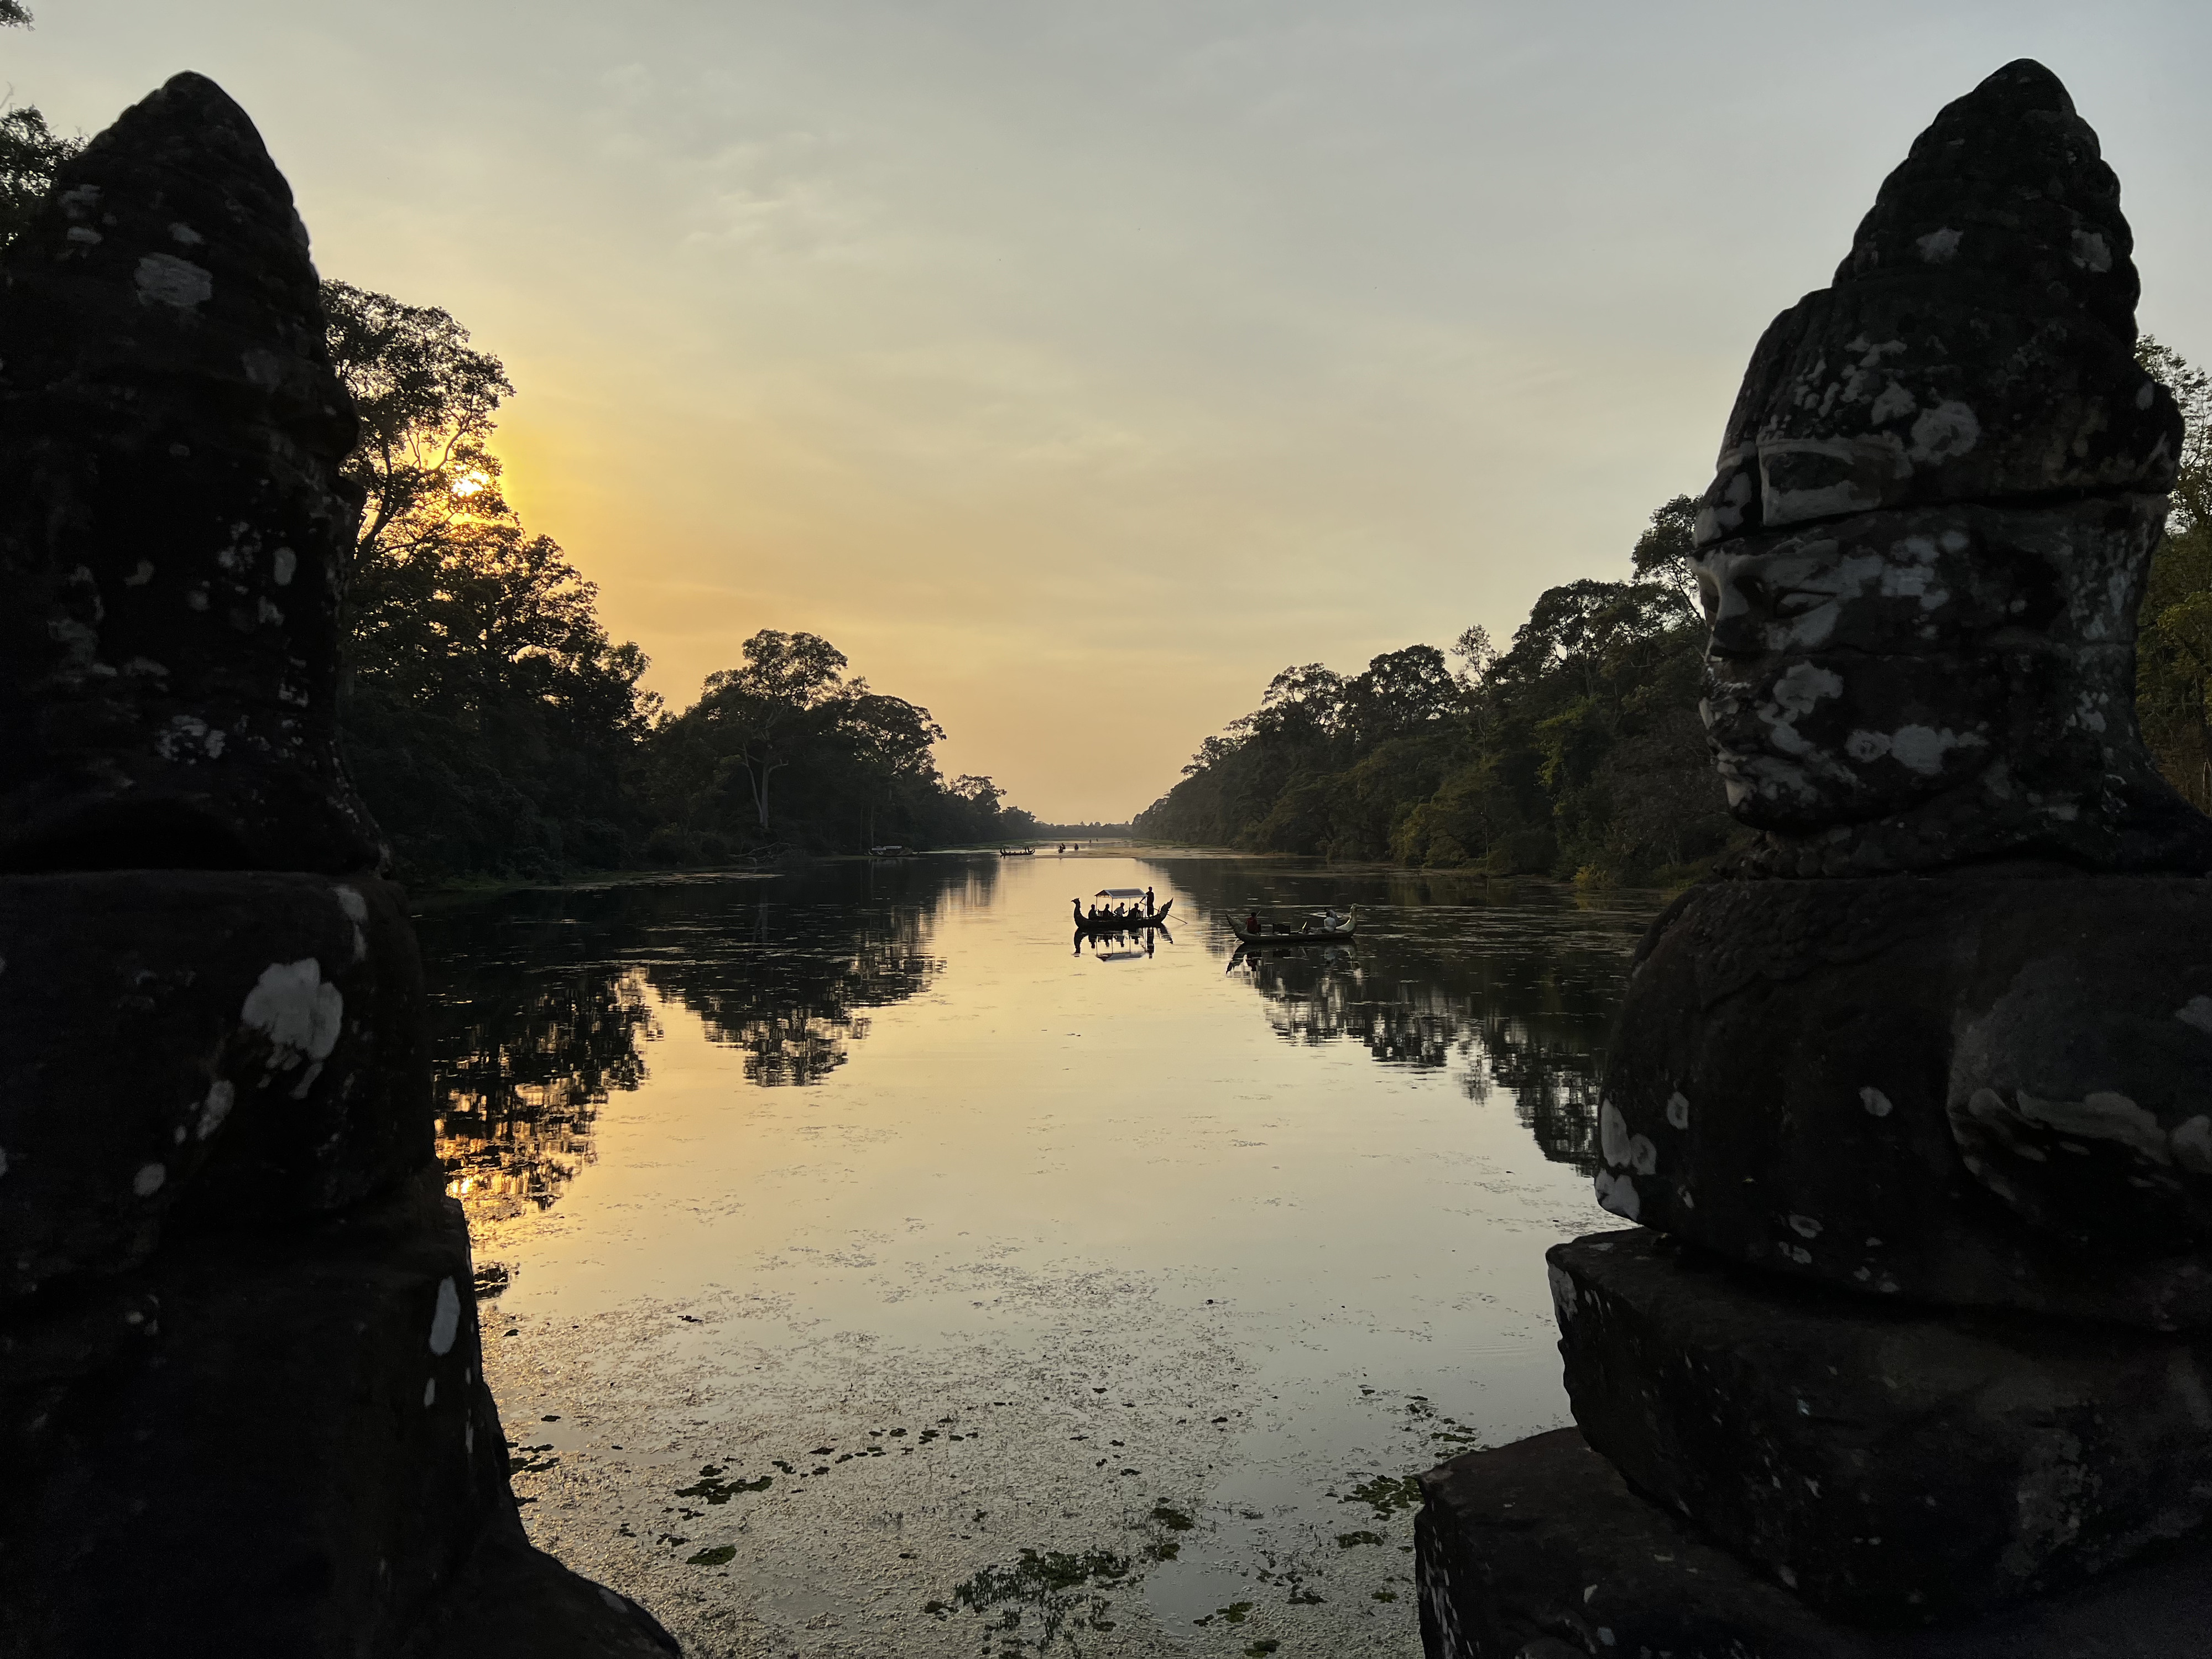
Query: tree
[[2137, 337, 2212, 808], [322, 280, 517, 574], [1629, 494, 1704, 624], [0, 4, 83, 252], [1246, 662, 1348, 742], [950, 775, 1006, 812], [694, 631, 854, 829], [0, 107, 76, 247], [322, 280, 655, 876], [1449, 624, 1496, 686], [2140, 337, 2212, 534], [1341, 644, 1458, 744], [640, 629, 1024, 855]]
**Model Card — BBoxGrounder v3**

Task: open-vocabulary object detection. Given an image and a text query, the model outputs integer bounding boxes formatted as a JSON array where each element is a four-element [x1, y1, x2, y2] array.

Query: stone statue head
[[1688, 60, 2210, 875]]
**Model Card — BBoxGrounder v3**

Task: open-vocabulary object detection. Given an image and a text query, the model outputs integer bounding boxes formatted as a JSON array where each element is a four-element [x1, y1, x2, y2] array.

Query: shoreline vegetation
[[4, 107, 2206, 890], [1136, 497, 1739, 886], [409, 843, 1686, 912]]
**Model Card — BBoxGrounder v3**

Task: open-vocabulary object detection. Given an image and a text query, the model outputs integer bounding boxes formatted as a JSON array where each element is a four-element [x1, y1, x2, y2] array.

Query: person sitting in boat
[[1319, 907, 1345, 932], [1245, 910, 1260, 933]]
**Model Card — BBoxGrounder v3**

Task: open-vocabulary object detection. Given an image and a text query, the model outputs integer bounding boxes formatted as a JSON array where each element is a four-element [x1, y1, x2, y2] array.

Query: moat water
[[416, 851, 1666, 1658]]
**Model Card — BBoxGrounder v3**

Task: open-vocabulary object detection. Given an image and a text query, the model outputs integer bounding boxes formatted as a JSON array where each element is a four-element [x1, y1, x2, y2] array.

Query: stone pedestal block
[[1597, 873, 2212, 1327], [1550, 1228, 2212, 1624], [1417, 1428, 2212, 1659], [0, 870, 430, 1300], [0, 1170, 511, 1655]]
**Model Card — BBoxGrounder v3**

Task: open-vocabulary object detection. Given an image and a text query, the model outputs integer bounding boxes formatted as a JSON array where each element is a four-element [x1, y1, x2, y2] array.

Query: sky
[[8, 2, 2211, 821]]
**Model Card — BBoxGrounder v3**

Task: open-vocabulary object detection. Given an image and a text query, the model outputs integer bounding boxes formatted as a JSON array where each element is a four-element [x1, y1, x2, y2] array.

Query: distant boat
[[869, 844, 917, 858], [999, 847, 1037, 857]]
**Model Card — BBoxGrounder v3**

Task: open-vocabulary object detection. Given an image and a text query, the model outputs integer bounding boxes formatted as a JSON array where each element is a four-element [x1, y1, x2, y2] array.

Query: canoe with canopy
[[1073, 894, 1173, 932]]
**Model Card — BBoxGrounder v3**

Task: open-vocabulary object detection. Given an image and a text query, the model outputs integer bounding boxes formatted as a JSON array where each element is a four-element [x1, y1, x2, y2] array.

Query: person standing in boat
[[1143, 886, 1155, 919]]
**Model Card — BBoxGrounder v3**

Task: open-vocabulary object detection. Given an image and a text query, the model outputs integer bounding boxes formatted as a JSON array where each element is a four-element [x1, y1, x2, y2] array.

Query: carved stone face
[[1693, 502, 2148, 833]]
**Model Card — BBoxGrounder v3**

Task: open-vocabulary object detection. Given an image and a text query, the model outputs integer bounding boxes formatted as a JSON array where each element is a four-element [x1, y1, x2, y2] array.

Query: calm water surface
[[417, 852, 1664, 1658]]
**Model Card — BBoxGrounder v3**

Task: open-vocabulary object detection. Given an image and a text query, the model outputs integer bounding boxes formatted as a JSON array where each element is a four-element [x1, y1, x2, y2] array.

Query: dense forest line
[[1135, 341, 2212, 883], [1, 53, 1039, 878]]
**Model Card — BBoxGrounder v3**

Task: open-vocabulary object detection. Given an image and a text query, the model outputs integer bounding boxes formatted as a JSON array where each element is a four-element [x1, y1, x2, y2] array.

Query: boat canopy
[[1094, 888, 1147, 898]]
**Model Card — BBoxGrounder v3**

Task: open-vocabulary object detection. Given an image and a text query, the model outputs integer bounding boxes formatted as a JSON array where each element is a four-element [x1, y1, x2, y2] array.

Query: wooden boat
[[1227, 909, 1355, 946], [1072, 898, 1173, 932], [999, 847, 1037, 857]]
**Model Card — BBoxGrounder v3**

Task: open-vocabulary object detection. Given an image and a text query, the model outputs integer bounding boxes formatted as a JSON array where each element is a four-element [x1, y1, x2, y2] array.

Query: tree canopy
[[640, 628, 1028, 861]]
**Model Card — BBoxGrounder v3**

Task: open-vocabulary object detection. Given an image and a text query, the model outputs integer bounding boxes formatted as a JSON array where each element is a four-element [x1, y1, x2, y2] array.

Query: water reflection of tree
[[432, 964, 659, 1225], [1480, 1022, 1604, 1177], [643, 904, 936, 1086], [419, 863, 978, 1223], [1160, 858, 1655, 1175]]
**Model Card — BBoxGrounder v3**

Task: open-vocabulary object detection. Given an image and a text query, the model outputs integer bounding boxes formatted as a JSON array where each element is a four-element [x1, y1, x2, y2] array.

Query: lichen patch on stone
[[240, 958, 343, 1072], [133, 252, 213, 310]]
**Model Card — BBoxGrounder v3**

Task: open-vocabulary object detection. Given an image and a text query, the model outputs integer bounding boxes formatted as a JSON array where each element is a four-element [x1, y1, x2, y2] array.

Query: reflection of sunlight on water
[[413, 857, 1667, 1657]]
